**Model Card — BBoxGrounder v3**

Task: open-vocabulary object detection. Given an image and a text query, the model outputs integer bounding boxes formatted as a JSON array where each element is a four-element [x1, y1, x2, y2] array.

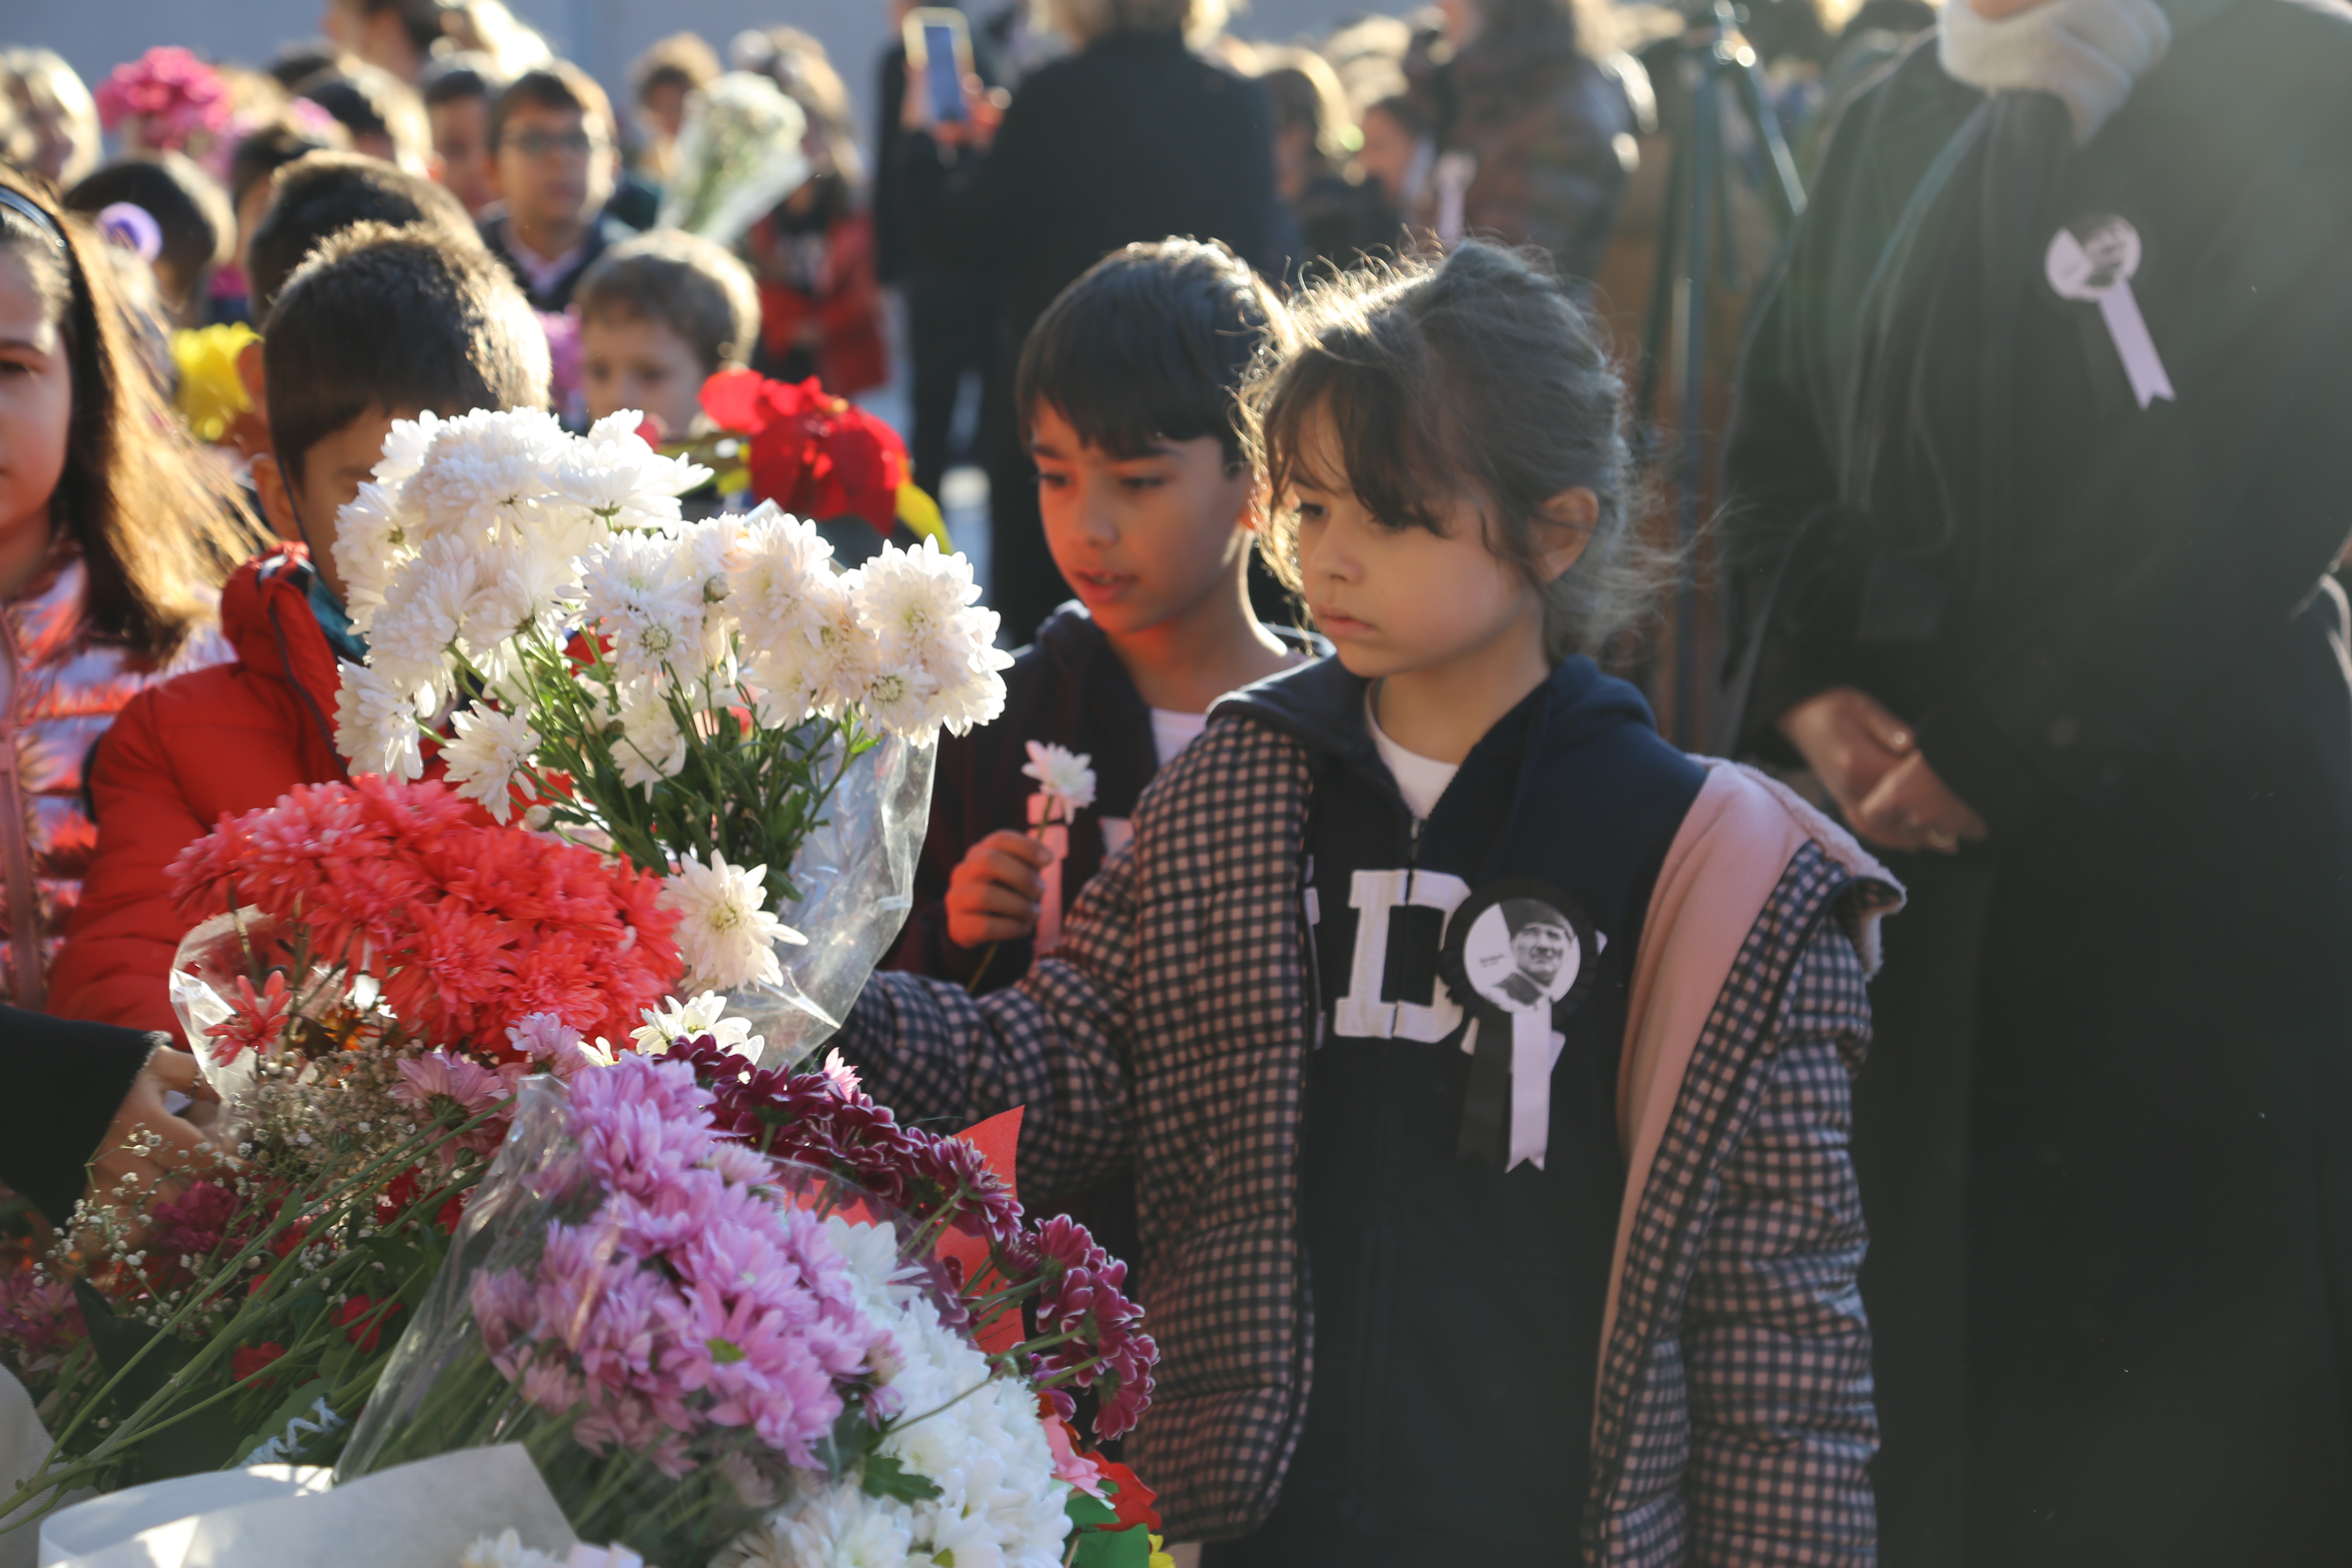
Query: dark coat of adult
[[0, 1008, 162, 1226], [892, 28, 1279, 643], [1402, 15, 1647, 285], [1718, 8, 2352, 1564]]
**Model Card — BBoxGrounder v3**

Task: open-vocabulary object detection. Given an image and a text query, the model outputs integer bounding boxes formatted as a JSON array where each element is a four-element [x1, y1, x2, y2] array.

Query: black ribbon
[[1456, 1000, 1515, 1167]]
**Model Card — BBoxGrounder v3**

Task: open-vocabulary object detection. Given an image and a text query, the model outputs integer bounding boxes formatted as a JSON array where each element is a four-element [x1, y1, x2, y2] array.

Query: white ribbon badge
[[2046, 216, 2175, 410]]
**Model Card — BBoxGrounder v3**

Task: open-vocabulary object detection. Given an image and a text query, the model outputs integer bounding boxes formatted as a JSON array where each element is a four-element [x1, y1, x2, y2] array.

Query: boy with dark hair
[[226, 116, 351, 309], [421, 53, 504, 216], [575, 228, 759, 438], [481, 61, 634, 311], [889, 238, 1313, 994], [294, 60, 432, 174], [246, 149, 479, 318], [50, 225, 551, 1033]]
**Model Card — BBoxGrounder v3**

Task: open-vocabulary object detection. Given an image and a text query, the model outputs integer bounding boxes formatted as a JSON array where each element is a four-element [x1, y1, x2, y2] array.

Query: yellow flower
[[171, 322, 258, 444], [1149, 1535, 1175, 1568]]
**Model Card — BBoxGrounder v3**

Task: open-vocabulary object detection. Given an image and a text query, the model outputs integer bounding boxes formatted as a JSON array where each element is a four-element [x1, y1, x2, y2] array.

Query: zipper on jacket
[[0, 614, 44, 1010]]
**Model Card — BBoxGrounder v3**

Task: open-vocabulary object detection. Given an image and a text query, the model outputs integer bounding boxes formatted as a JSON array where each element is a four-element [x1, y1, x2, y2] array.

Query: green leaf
[[1063, 1488, 1121, 1529], [860, 1452, 945, 1504], [1069, 1524, 1153, 1568]]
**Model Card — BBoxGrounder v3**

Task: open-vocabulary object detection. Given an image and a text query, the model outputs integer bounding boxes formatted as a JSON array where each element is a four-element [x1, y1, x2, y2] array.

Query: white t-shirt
[[1367, 693, 1460, 821], [1150, 707, 1210, 768]]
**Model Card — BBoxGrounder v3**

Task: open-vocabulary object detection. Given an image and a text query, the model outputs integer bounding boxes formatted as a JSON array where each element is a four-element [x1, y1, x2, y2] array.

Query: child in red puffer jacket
[[49, 223, 548, 1033]]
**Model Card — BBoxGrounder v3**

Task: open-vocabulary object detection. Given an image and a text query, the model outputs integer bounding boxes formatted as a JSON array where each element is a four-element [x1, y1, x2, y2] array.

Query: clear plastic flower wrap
[[726, 727, 935, 1069], [337, 1065, 940, 1567]]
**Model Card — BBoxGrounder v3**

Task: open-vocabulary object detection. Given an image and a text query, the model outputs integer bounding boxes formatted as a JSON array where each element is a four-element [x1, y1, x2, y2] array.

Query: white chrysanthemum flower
[[729, 504, 840, 655], [547, 411, 712, 530], [658, 852, 806, 991], [629, 990, 764, 1058], [870, 1290, 1072, 1568], [366, 535, 482, 703], [740, 648, 819, 733], [853, 537, 1012, 737], [458, 1530, 563, 1568], [369, 410, 442, 490], [1021, 741, 1097, 818], [582, 530, 704, 682], [716, 1486, 916, 1568], [613, 682, 690, 789], [459, 540, 578, 680], [806, 588, 880, 722], [333, 661, 424, 779], [440, 703, 539, 823], [406, 407, 568, 543], [857, 665, 944, 740], [331, 480, 411, 632]]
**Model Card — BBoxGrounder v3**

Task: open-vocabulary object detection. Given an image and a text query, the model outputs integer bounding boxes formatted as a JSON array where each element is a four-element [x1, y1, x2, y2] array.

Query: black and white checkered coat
[[840, 714, 1895, 1560]]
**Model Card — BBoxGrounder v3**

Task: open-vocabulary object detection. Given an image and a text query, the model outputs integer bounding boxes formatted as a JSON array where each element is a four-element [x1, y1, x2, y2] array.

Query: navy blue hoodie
[[1207, 654, 1706, 1565]]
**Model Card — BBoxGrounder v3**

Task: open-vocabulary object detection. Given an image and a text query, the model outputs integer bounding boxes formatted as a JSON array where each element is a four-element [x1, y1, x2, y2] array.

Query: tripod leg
[[1635, 87, 1694, 469], [1731, 53, 1806, 225], [1672, 63, 1717, 751]]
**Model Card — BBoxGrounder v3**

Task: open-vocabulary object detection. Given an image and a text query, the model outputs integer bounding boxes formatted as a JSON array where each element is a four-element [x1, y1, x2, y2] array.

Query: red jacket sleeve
[[48, 689, 210, 1037]]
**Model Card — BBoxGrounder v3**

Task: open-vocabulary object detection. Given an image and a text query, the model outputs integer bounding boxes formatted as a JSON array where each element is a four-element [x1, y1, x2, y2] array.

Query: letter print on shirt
[[1332, 868, 1474, 1042]]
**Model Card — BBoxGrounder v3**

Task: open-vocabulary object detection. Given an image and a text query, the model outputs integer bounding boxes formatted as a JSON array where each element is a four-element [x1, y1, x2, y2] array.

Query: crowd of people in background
[[0, 0, 1943, 649]]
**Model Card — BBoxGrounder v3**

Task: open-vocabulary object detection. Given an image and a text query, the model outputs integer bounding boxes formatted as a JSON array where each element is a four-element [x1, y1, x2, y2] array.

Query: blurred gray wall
[[12, 0, 1383, 151]]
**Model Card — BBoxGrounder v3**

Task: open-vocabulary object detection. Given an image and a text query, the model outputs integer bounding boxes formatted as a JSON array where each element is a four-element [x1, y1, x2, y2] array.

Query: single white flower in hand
[[1022, 741, 1097, 822], [660, 852, 806, 991], [440, 702, 540, 823]]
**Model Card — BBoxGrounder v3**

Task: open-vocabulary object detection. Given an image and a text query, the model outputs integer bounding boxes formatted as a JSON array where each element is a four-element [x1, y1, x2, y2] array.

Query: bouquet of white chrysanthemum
[[329, 407, 1009, 1044], [657, 71, 812, 246]]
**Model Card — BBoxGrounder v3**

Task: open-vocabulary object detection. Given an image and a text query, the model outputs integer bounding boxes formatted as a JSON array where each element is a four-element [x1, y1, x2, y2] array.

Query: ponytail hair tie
[[96, 202, 164, 263]]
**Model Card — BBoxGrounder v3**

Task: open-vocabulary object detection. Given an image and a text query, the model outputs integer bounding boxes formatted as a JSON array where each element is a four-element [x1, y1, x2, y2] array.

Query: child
[[839, 242, 1898, 1561], [245, 150, 480, 320], [0, 171, 253, 1011], [61, 153, 234, 329], [421, 54, 503, 217], [479, 62, 632, 312], [887, 239, 1313, 995], [574, 229, 758, 439], [49, 224, 549, 1034], [294, 61, 433, 176]]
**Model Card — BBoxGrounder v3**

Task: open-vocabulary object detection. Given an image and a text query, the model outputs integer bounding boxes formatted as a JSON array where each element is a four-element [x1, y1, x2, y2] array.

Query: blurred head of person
[[227, 112, 351, 283], [1017, 238, 1287, 640], [0, 169, 251, 656], [297, 59, 433, 175], [62, 153, 236, 329], [421, 53, 505, 215], [575, 229, 758, 439], [1356, 93, 1429, 206], [268, 41, 342, 93], [4, 50, 102, 190], [322, 0, 447, 82], [1041, 0, 1232, 50], [257, 220, 546, 604], [246, 149, 479, 321], [490, 63, 619, 258], [743, 28, 862, 186], [1438, 0, 1583, 51], [630, 33, 720, 149], [1256, 50, 1355, 204]]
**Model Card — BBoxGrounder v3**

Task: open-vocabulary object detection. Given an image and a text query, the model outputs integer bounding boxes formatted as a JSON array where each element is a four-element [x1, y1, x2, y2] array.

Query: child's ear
[[250, 453, 303, 547], [1532, 487, 1600, 584]]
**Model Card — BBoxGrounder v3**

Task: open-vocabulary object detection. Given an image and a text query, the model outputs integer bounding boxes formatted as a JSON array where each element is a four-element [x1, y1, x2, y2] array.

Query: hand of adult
[[1854, 750, 1989, 855], [86, 1047, 221, 1247], [945, 830, 1054, 949], [1778, 686, 1915, 820]]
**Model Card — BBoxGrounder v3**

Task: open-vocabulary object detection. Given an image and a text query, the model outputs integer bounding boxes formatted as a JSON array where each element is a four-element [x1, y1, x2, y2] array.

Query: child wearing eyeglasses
[[479, 61, 634, 312]]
